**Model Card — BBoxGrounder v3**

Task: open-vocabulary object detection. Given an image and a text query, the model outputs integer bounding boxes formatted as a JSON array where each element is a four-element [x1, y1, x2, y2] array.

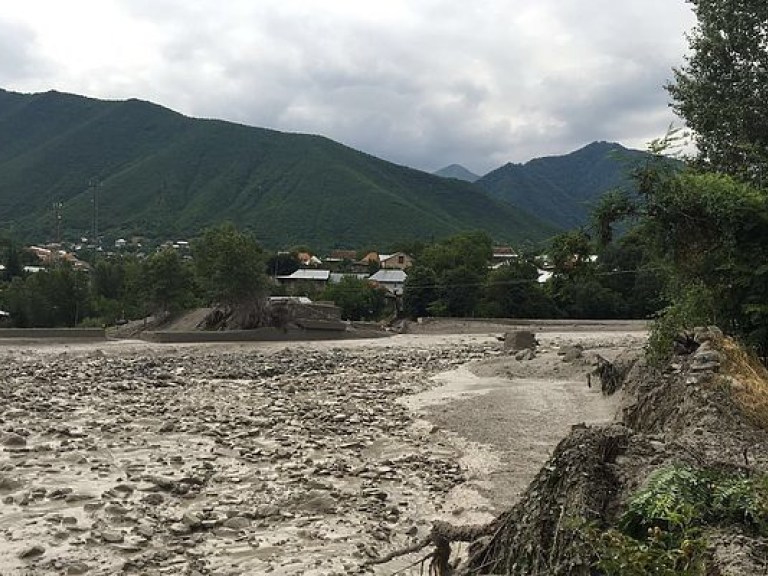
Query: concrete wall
[[141, 326, 389, 343], [0, 328, 106, 340]]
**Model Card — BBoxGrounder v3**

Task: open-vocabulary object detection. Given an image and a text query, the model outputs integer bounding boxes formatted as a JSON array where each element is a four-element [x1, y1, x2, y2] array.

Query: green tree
[[320, 276, 388, 321], [193, 223, 269, 307], [403, 266, 438, 318], [2, 265, 91, 327], [480, 261, 558, 319], [668, 0, 768, 185], [420, 231, 493, 274], [144, 248, 195, 316]]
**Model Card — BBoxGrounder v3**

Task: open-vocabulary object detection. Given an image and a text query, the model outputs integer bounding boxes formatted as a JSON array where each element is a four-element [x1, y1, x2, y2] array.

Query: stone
[[2, 432, 27, 447], [100, 529, 125, 543], [503, 331, 537, 352], [223, 516, 251, 530], [0, 474, 23, 491], [169, 522, 192, 536], [67, 562, 90, 575], [18, 544, 45, 559], [559, 345, 583, 362], [515, 348, 535, 361]]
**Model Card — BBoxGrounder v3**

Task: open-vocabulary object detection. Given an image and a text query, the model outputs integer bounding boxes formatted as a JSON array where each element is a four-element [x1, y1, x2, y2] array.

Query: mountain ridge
[[475, 141, 654, 230], [0, 88, 555, 248]]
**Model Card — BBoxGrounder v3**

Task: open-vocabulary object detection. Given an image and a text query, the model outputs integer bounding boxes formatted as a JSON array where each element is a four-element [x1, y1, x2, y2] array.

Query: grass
[[720, 336, 768, 430]]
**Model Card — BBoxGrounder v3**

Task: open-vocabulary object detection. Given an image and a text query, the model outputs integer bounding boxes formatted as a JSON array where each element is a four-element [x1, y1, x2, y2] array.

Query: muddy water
[[1, 331, 639, 575]]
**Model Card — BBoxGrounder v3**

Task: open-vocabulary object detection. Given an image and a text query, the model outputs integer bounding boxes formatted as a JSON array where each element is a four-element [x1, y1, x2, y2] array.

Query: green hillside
[[0, 89, 555, 248], [476, 141, 655, 230]]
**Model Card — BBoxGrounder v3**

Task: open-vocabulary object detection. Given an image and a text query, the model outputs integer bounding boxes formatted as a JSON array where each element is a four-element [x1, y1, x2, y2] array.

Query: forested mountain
[[434, 164, 480, 182], [476, 141, 656, 229], [0, 89, 554, 248]]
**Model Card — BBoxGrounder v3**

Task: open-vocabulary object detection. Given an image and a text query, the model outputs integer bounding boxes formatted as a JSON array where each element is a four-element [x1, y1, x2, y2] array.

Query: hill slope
[[0, 89, 555, 248], [476, 142, 653, 230]]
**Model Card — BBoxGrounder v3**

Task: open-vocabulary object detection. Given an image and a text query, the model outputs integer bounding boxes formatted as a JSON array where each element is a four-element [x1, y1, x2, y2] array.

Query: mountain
[[434, 164, 480, 183], [0, 89, 556, 249], [476, 142, 655, 230]]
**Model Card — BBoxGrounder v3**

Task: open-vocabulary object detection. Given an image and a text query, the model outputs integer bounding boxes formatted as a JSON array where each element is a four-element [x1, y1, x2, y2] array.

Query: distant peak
[[434, 164, 480, 183]]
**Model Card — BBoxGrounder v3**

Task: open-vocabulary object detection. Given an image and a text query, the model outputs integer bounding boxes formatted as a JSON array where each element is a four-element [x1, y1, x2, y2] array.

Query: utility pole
[[53, 200, 63, 244], [89, 178, 100, 247]]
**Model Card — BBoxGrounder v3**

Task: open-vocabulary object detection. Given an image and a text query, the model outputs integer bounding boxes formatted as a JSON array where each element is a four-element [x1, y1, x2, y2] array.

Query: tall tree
[[668, 0, 768, 185], [193, 223, 268, 307], [144, 248, 195, 316]]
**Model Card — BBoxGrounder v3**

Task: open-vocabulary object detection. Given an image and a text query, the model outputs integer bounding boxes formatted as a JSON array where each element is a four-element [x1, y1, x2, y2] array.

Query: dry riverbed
[[0, 331, 645, 575]]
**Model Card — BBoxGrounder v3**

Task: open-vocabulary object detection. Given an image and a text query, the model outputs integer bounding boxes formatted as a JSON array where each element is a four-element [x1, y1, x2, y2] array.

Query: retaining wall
[[0, 328, 106, 340]]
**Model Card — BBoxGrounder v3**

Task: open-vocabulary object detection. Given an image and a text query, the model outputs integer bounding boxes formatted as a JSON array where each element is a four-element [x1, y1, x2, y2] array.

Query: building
[[368, 269, 407, 296], [276, 269, 331, 289], [379, 252, 413, 270]]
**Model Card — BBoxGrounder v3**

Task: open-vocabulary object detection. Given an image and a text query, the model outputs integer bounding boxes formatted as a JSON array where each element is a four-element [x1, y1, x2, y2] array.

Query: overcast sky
[[1, 1, 696, 174]]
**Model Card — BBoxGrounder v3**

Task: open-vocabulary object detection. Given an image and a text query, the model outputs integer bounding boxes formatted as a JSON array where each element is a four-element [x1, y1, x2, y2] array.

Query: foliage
[[319, 276, 388, 321], [265, 251, 300, 277], [402, 266, 438, 318], [144, 248, 197, 315], [419, 231, 493, 274], [193, 222, 269, 307], [667, 0, 768, 185], [1, 265, 91, 327], [642, 171, 768, 357], [646, 281, 715, 366], [591, 465, 768, 575], [479, 261, 558, 318]]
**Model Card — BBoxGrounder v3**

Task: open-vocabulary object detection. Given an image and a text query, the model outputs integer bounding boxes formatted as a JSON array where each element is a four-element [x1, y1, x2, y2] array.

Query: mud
[[1, 330, 644, 575]]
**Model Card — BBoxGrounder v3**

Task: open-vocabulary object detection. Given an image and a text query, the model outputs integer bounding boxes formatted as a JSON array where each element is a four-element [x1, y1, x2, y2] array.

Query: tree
[[193, 223, 269, 307], [420, 231, 493, 275], [320, 277, 388, 321], [480, 261, 558, 319], [667, 0, 768, 186], [403, 266, 438, 319], [2, 265, 91, 327], [144, 248, 195, 316]]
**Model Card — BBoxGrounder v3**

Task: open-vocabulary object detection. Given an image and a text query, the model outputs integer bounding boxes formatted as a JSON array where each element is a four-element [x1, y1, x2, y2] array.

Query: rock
[[504, 331, 537, 352], [515, 349, 535, 361], [182, 512, 202, 528], [18, 544, 45, 559], [223, 516, 251, 530], [559, 345, 583, 362], [0, 474, 22, 491], [67, 562, 90, 574], [100, 529, 125, 543], [2, 432, 27, 447], [169, 522, 192, 536], [158, 420, 176, 433]]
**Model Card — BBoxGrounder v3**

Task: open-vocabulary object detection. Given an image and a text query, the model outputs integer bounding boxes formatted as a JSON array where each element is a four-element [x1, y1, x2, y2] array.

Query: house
[[368, 269, 407, 296], [297, 252, 323, 266], [491, 246, 518, 266], [359, 251, 379, 265], [379, 252, 413, 270], [276, 269, 331, 289], [326, 250, 357, 263]]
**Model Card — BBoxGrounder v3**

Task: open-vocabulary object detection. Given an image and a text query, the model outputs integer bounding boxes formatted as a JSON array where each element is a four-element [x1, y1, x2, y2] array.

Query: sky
[[1, 1, 696, 174]]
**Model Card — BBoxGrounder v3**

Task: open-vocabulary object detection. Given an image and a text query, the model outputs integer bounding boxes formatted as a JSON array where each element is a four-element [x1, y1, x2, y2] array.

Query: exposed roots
[[364, 521, 496, 575]]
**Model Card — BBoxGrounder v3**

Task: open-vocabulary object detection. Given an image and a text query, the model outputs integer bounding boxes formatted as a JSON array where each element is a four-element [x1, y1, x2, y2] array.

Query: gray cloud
[[0, 19, 51, 85], [1, 1, 696, 174]]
